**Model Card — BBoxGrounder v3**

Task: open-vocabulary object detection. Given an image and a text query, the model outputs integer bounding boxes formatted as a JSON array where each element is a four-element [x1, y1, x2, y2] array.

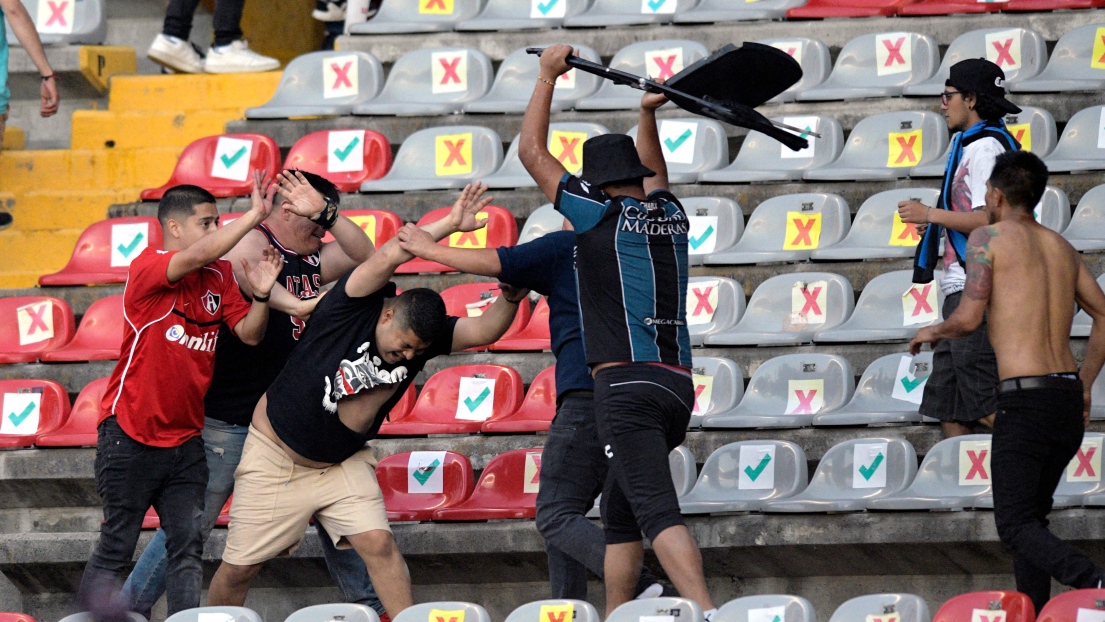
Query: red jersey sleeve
[[124, 249, 180, 319], [216, 259, 253, 330]]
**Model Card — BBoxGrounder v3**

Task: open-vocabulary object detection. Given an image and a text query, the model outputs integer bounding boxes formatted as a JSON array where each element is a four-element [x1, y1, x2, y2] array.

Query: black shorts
[[594, 363, 694, 545], [919, 291, 999, 424]]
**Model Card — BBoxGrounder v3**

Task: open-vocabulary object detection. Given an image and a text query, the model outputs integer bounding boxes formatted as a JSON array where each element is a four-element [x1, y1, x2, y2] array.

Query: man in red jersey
[[79, 173, 283, 620]]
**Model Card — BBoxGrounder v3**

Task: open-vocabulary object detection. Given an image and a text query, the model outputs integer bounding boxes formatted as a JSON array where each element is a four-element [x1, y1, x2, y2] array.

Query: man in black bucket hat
[[520, 44, 717, 619]]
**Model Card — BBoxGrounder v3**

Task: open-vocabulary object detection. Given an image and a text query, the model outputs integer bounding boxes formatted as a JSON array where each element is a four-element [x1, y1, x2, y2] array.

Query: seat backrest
[[847, 352, 934, 413], [933, 591, 1034, 622], [503, 600, 600, 622], [1034, 186, 1071, 233], [481, 45, 602, 105], [797, 437, 918, 501], [1036, 588, 1105, 622], [494, 122, 611, 179], [509, 366, 557, 422], [376, 451, 475, 515], [14, 0, 105, 43], [142, 134, 281, 200], [1055, 433, 1105, 498], [669, 445, 697, 497], [824, 32, 939, 88], [932, 28, 1047, 86], [253, 51, 384, 113], [363, 0, 483, 28], [831, 188, 940, 251], [686, 276, 745, 341], [408, 364, 524, 424], [164, 607, 262, 622], [578, 0, 692, 18], [831, 111, 949, 171], [466, 0, 592, 24], [730, 115, 844, 175], [35, 376, 109, 446], [42, 217, 164, 285], [417, 204, 519, 251], [759, 38, 832, 98], [285, 604, 381, 622], [903, 434, 995, 498], [690, 357, 744, 419], [606, 599, 704, 622], [0, 378, 70, 438], [733, 193, 851, 254], [1031, 24, 1105, 83], [322, 209, 403, 247], [376, 47, 493, 104], [1003, 106, 1057, 157], [1046, 105, 1105, 164], [842, 269, 945, 331], [626, 119, 728, 176], [284, 129, 392, 192], [682, 197, 743, 258], [715, 594, 817, 622], [734, 272, 855, 336], [0, 614, 38, 622], [733, 353, 855, 417], [1062, 184, 1105, 242], [518, 204, 566, 245], [687, 441, 809, 505], [440, 282, 532, 342], [589, 40, 710, 100], [0, 296, 75, 358], [64, 294, 124, 352], [828, 594, 930, 622], [57, 613, 144, 622], [462, 448, 544, 508], [386, 126, 504, 182]]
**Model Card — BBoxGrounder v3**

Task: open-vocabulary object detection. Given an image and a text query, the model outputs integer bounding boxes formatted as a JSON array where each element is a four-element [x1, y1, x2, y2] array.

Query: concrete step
[[0, 148, 179, 194], [106, 72, 281, 114], [0, 230, 84, 283], [3, 98, 103, 150], [7, 45, 136, 100], [72, 109, 261, 151]]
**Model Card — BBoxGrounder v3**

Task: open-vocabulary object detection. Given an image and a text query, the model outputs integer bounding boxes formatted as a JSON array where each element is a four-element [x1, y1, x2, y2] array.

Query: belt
[[998, 375, 1081, 394]]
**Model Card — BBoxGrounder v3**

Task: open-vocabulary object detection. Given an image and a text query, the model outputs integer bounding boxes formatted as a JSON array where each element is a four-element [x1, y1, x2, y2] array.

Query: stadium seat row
[[4, 0, 106, 45]]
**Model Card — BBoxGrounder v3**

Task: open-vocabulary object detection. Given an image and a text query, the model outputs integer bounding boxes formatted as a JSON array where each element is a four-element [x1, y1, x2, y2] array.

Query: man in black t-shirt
[[207, 183, 528, 619]]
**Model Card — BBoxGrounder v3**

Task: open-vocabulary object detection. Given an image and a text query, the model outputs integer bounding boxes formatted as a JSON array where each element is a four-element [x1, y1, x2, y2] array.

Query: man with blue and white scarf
[[898, 59, 1022, 439]]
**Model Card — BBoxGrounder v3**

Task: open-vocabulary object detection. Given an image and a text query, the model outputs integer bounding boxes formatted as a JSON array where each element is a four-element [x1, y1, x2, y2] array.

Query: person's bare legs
[[207, 561, 263, 605], [942, 421, 974, 438], [604, 541, 644, 615], [652, 526, 714, 610], [977, 413, 996, 429], [346, 529, 412, 618]]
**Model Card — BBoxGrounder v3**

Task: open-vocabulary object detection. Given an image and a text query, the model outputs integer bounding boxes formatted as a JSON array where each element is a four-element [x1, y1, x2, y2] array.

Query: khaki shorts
[[222, 426, 391, 566]]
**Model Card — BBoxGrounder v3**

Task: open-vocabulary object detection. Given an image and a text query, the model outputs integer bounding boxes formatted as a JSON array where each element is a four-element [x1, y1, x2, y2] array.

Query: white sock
[[635, 582, 663, 600], [163, 34, 183, 44], [704, 609, 718, 622], [212, 43, 232, 54]]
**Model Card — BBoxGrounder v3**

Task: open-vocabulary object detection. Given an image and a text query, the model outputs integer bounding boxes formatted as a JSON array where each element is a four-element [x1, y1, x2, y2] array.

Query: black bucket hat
[[580, 134, 655, 188], [946, 58, 1021, 115]]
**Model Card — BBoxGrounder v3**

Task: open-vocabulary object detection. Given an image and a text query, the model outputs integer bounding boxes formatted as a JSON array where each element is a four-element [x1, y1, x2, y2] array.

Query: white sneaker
[[312, 0, 347, 21], [203, 40, 280, 74], [147, 34, 204, 74]]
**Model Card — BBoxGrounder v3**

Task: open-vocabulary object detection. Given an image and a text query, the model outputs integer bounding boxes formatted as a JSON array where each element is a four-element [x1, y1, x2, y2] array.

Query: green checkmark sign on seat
[[117, 232, 144, 258], [333, 136, 361, 162], [744, 454, 771, 481], [464, 387, 491, 412], [412, 459, 441, 485], [689, 225, 714, 250], [536, 0, 558, 14], [772, 617, 781, 622], [220, 146, 247, 169], [858, 453, 884, 481], [7, 403, 34, 427], [664, 129, 692, 153], [900, 376, 924, 392]]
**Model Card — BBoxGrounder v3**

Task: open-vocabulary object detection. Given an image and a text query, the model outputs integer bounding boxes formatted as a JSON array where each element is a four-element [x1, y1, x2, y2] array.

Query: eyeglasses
[[941, 90, 965, 105]]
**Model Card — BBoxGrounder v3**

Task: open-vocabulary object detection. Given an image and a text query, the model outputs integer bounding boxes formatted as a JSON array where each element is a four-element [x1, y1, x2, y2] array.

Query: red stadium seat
[[439, 283, 532, 352], [432, 448, 543, 520], [378, 364, 524, 436], [0, 379, 70, 448], [39, 217, 164, 286], [395, 205, 518, 275], [897, 0, 1003, 14], [934, 591, 1034, 622], [787, 0, 922, 17], [377, 451, 476, 521], [0, 614, 37, 622], [490, 297, 550, 351], [0, 297, 76, 364], [215, 496, 232, 526], [146, 495, 231, 529], [320, 209, 403, 247], [389, 384, 418, 421], [140, 134, 281, 201], [35, 377, 109, 447], [284, 130, 393, 193], [1002, 0, 1105, 8], [40, 295, 123, 362], [1037, 589, 1105, 622], [481, 366, 556, 434]]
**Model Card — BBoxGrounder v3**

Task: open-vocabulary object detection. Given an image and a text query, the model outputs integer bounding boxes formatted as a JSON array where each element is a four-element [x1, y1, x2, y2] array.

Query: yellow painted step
[[0, 228, 82, 275], [107, 72, 281, 113], [1, 148, 183, 193], [2, 126, 25, 150], [79, 46, 139, 94], [7, 188, 144, 231], [71, 109, 240, 150]]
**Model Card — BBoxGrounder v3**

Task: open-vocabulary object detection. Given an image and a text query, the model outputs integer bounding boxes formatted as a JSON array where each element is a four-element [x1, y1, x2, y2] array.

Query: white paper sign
[[1076, 608, 1105, 622], [327, 130, 366, 173], [198, 614, 235, 622], [555, 68, 576, 89], [971, 609, 1007, 622], [692, 374, 713, 414], [641, 0, 677, 14], [738, 445, 776, 490], [786, 379, 824, 415], [1098, 108, 1105, 150], [17, 300, 54, 345], [748, 607, 785, 622], [407, 451, 447, 494], [110, 223, 150, 267], [687, 216, 718, 255], [853, 442, 888, 489], [902, 283, 939, 326], [791, 281, 827, 326], [959, 439, 992, 486], [686, 280, 719, 326], [984, 29, 1022, 71], [531, 0, 567, 18], [1066, 436, 1103, 483], [770, 41, 804, 65], [323, 54, 360, 99], [659, 120, 698, 165], [432, 50, 469, 94], [1, 393, 41, 435], [780, 116, 819, 159], [455, 377, 496, 421], [891, 356, 927, 405], [524, 451, 542, 493], [210, 137, 253, 182], [876, 33, 912, 76], [37, 0, 75, 34], [645, 48, 684, 81], [639, 616, 675, 622]]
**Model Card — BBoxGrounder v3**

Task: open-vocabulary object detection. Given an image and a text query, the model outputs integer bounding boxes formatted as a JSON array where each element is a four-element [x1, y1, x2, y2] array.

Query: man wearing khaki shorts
[[207, 183, 529, 618]]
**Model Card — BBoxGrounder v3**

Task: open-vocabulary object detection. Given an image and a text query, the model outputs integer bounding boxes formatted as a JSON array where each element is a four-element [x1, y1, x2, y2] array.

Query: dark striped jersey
[[554, 173, 692, 368]]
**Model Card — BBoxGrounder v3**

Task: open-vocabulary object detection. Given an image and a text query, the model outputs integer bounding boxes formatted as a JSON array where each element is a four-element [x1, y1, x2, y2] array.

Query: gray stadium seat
[[394, 603, 491, 622], [699, 116, 844, 183], [701, 353, 855, 429], [673, 0, 806, 22], [605, 599, 704, 622], [349, 0, 481, 33], [627, 119, 728, 184], [353, 48, 492, 116], [826, 594, 930, 622], [1092, 368, 1105, 421], [812, 188, 940, 260], [910, 106, 1058, 177], [689, 356, 744, 428], [1010, 23, 1105, 93], [1035, 186, 1071, 233], [816, 270, 945, 343], [761, 437, 918, 512], [980, 433, 1105, 510], [484, 123, 610, 189], [285, 604, 380, 622], [686, 276, 745, 347], [1043, 105, 1105, 173], [360, 126, 504, 192], [503, 601, 600, 622], [903, 27, 1047, 96], [1061, 184, 1105, 251], [59, 613, 145, 622], [867, 434, 994, 510], [813, 352, 933, 427], [518, 204, 565, 245], [679, 441, 809, 514], [713, 595, 817, 622], [805, 111, 948, 181], [245, 51, 383, 119], [704, 194, 850, 265], [671, 445, 697, 497], [6, 0, 106, 45], [165, 607, 262, 622], [457, 0, 592, 30], [797, 33, 939, 101], [464, 45, 602, 113], [683, 197, 744, 266], [563, 0, 692, 27], [575, 40, 710, 110], [1071, 273, 1105, 338], [705, 273, 855, 346], [757, 38, 832, 103]]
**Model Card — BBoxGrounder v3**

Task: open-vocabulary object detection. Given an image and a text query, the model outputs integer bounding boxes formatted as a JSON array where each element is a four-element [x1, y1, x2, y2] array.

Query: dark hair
[[989, 151, 1048, 211], [291, 169, 340, 207], [392, 288, 447, 344], [967, 92, 1007, 122], [158, 184, 216, 227]]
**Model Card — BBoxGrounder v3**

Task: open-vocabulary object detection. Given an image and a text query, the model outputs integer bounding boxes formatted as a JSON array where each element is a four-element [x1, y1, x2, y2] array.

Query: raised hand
[[275, 170, 327, 218], [641, 78, 668, 111], [242, 246, 283, 300], [448, 182, 494, 233], [397, 223, 439, 258], [248, 170, 278, 221]]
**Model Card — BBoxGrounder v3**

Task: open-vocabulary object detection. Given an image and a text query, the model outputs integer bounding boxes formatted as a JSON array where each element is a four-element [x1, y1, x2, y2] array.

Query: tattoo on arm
[[964, 226, 995, 301]]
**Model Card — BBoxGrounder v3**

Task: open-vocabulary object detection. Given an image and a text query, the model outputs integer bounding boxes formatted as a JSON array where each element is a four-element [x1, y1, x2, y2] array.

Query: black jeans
[[162, 0, 244, 47], [535, 393, 660, 598], [992, 385, 1105, 613], [80, 417, 208, 619]]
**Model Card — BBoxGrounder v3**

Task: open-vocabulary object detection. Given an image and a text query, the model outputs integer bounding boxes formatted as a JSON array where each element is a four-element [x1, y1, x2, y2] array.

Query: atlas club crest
[[202, 290, 222, 315]]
